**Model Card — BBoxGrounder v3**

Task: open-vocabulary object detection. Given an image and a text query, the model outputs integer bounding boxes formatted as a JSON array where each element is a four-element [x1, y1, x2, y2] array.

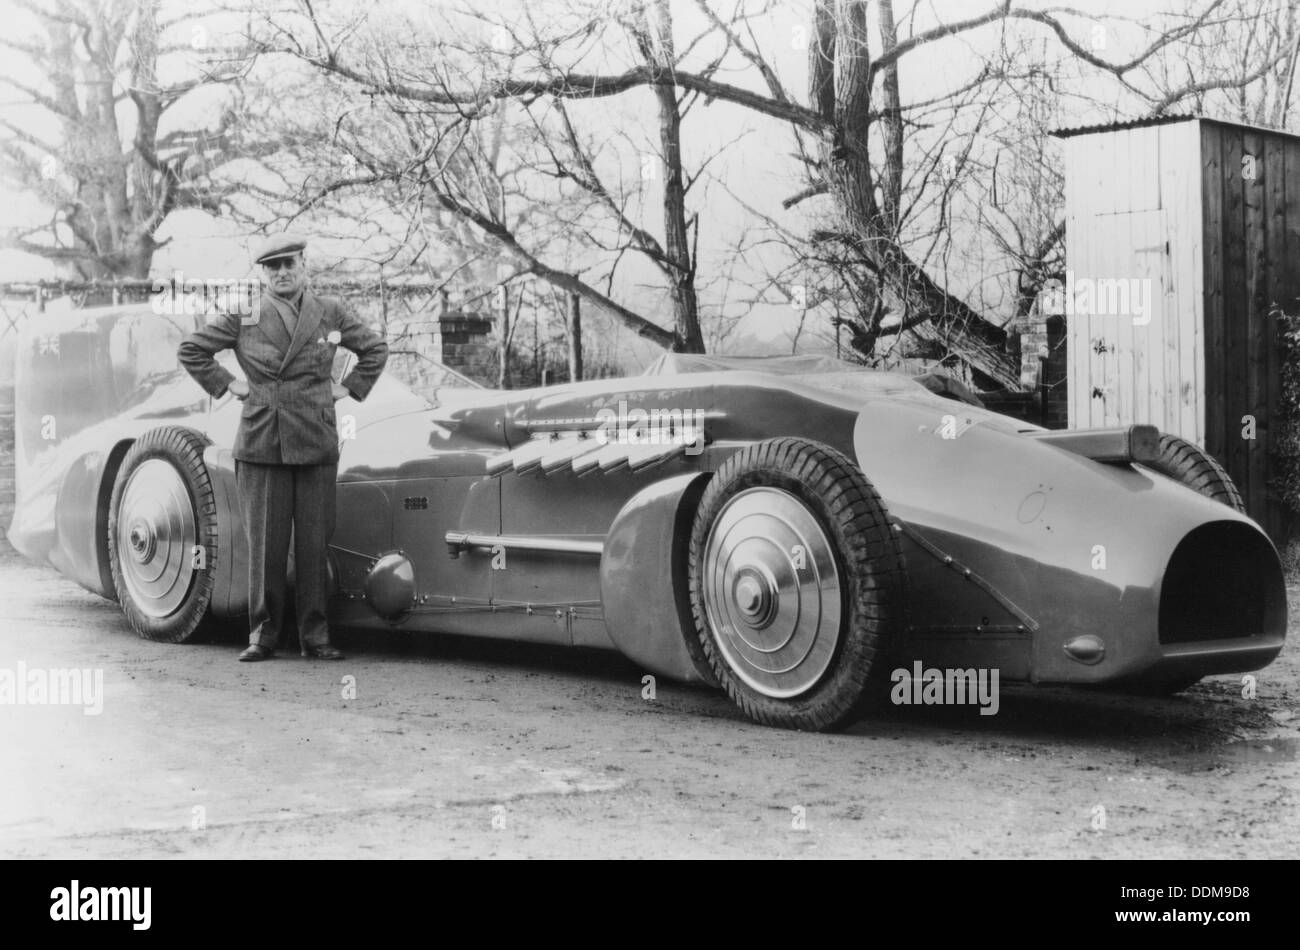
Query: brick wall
[[1020, 322, 1049, 389], [1001, 311, 1069, 431]]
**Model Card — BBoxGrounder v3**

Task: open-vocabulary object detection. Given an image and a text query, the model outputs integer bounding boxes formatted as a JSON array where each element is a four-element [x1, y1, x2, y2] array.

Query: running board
[[445, 531, 604, 559]]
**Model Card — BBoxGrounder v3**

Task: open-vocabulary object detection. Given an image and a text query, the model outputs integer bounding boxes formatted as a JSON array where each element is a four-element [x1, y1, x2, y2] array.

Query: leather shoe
[[238, 644, 275, 662], [303, 644, 345, 660]]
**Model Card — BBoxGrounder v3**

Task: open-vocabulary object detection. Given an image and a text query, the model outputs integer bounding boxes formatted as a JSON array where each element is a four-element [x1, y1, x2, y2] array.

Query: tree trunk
[[811, 0, 1018, 390], [638, 0, 704, 353], [497, 284, 510, 389], [568, 289, 583, 382], [6, 0, 250, 280], [876, 0, 904, 232]]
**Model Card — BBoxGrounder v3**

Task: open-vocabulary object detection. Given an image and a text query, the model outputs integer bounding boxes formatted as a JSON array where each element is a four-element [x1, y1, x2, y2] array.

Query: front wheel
[[687, 438, 906, 731], [107, 427, 218, 642]]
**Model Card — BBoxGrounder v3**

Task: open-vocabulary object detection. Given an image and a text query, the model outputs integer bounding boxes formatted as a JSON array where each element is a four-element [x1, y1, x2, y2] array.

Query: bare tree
[[246, 0, 725, 352], [628, 0, 704, 352], [1139, 0, 1300, 126], [0, 0, 266, 278], [712, 1, 1289, 386], [242, 0, 1298, 389]]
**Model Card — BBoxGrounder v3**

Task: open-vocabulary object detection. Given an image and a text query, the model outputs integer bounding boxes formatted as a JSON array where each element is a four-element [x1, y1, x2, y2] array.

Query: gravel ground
[[1, 557, 1296, 858]]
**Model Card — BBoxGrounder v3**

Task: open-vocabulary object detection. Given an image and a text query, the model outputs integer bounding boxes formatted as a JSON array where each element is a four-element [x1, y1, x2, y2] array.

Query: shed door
[[1067, 208, 1179, 431]]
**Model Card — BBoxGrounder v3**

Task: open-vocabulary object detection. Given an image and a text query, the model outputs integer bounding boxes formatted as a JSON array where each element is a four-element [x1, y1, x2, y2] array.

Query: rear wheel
[[107, 427, 217, 642], [687, 438, 905, 731], [1146, 434, 1245, 511]]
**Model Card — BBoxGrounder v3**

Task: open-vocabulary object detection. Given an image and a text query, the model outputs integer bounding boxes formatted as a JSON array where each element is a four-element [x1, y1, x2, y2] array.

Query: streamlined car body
[[8, 303, 1287, 729]]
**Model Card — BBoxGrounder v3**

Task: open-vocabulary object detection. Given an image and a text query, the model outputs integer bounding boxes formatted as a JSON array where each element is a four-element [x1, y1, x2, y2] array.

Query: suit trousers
[[235, 460, 338, 651]]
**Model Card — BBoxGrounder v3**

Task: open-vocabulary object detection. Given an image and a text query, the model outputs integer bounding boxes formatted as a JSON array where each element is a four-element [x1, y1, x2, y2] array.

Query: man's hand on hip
[[331, 383, 351, 402], [227, 379, 250, 401]]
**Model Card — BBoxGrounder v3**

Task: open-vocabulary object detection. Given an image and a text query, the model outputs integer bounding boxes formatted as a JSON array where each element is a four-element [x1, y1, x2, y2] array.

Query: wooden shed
[[1053, 115, 1300, 542]]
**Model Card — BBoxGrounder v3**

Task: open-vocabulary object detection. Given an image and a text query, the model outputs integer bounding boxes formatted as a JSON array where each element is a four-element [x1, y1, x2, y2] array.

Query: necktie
[[272, 293, 299, 338]]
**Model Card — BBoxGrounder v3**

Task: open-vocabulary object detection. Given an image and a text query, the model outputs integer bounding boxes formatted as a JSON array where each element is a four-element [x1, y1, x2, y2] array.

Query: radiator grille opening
[[1159, 522, 1284, 644]]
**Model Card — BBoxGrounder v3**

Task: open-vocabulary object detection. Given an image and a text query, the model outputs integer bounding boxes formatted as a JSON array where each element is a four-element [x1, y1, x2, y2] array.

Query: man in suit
[[178, 233, 389, 661]]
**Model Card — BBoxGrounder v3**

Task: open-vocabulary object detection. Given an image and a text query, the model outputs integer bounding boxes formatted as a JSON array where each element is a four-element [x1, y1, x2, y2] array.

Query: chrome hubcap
[[115, 459, 197, 618], [702, 487, 842, 698]]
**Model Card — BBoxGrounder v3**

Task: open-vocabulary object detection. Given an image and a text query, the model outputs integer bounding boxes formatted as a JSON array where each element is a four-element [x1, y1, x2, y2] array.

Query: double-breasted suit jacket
[[178, 291, 389, 463], [178, 290, 388, 653]]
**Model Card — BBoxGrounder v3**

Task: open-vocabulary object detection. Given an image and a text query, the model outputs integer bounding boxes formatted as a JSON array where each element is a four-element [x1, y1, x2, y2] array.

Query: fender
[[600, 472, 718, 685], [48, 444, 122, 600], [202, 445, 249, 617]]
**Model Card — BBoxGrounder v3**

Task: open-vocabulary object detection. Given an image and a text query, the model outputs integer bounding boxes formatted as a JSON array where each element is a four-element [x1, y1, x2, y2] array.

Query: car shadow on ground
[[844, 679, 1296, 772], [130, 585, 1299, 770], [349, 620, 1287, 765]]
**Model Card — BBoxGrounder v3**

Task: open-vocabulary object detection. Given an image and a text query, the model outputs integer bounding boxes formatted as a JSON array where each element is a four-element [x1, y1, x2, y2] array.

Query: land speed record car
[[8, 304, 1287, 730]]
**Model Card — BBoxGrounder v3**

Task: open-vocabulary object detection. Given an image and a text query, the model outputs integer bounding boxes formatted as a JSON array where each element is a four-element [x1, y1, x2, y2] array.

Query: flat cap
[[253, 231, 308, 265]]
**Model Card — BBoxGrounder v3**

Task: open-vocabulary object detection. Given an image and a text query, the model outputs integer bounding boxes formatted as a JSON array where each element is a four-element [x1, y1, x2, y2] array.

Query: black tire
[[107, 427, 218, 642], [1145, 434, 1245, 512], [687, 437, 906, 731]]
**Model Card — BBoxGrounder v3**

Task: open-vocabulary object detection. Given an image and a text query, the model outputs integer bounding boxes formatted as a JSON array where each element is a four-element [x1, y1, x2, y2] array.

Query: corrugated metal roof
[[1050, 114, 1195, 138], [1051, 114, 1300, 141]]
